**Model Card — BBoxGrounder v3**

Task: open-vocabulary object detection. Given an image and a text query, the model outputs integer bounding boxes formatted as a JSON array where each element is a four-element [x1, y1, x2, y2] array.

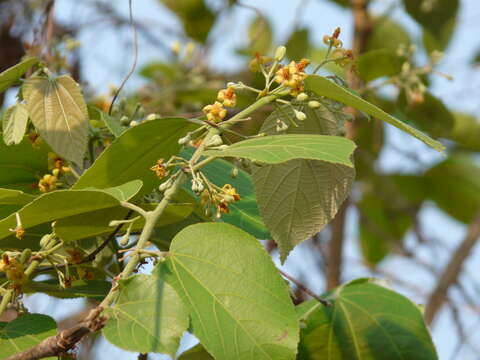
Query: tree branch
[[424, 214, 480, 325], [279, 269, 330, 307], [4, 307, 107, 360]]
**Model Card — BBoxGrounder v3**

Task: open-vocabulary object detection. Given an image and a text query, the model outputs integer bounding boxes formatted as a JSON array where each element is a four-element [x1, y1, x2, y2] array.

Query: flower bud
[[296, 92, 308, 101], [208, 135, 223, 147], [294, 109, 307, 121], [159, 179, 172, 192], [178, 134, 191, 145], [274, 46, 286, 61], [230, 167, 239, 178], [119, 233, 130, 246], [120, 116, 130, 125], [109, 220, 124, 227], [146, 113, 158, 121], [129, 120, 139, 127], [308, 100, 321, 108]]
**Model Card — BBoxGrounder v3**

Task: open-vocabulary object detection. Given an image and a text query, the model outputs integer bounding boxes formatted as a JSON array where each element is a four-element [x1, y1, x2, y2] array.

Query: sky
[[19, 0, 480, 359]]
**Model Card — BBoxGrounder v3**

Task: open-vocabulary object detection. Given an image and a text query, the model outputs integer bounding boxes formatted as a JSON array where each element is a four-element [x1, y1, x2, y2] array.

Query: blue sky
[[20, 1, 480, 359]]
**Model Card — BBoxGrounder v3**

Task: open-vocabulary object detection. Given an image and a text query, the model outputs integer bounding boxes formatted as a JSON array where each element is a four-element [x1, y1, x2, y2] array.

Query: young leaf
[[103, 273, 189, 355], [305, 75, 445, 152], [182, 147, 269, 239], [0, 314, 57, 358], [0, 56, 38, 94], [73, 117, 197, 196], [248, 15, 273, 54], [0, 180, 142, 244], [2, 103, 29, 145], [0, 138, 50, 193], [204, 134, 356, 167], [297, 279, 438, 360], [23, 279, 111, 300], [161, 223, 299, 360], [23, 75, 89, 166], [253, 100, 354, 262], [178, 344, 214, 359]]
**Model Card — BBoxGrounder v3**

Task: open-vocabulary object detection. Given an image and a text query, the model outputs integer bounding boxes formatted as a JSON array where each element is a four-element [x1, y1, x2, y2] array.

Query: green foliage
[[24, 279, 111, 300], [0, 314, 57, 359], [305, 75, 445, 151], [0, 57, 38, 94], [286, 29, 310, 60], [449, 112, 480, 151], [297, 279, 438, 359], [253, 99, 354, 262], [204, 134, 356, 167], [0, 181, 142, 246], [72, 118, 197, 195], [103, 274, 189, 355], [23, 75, 89, 166], [356, 49, 401, 82], [367, 18, 411, 52], [246, 15, 273, 55], [2, 103, 29, 145], [160, 223, 300, 359]]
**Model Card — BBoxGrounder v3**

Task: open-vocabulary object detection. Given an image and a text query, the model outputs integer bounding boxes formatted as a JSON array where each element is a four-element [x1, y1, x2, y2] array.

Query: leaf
[[297, 279, 438, 360], [2, 103, 29, 145], [182, 147, 269, 239], [366, 18, 411, 52], [286, 29, 310, 60], [179, 344, 214, 359], [0, 138, 50, 193], [403, 0, 459, 36], [0, 314, 57, 359], [424, 155, 480, 223], [159, 0, 215, 43], [305, 75, 445, 152], [0, 188, 35, 206], [23, 279, 111, 300], [247, 15, 273, 54], [161, 223, 299, 360], [423, 18, 456, 53], [0, 56, 38, 94], [356, 49, 401, 82], [252, 100, 354, 261], [0, 180, 142, 245], [449, 112, 480, 151], [89, 106, 126, 137], [72, 117, 197, 196], [396, 91, 454, 138], [204, 134, 356, 167], [103, 273, 189, 355], [23, 75, 89, 166], [54, 202, 193, 243]]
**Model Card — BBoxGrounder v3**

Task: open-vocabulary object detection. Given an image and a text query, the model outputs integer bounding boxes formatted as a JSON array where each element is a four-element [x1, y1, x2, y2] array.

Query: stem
[[120, 201, 148, 217], [0, 290, 13, 316]]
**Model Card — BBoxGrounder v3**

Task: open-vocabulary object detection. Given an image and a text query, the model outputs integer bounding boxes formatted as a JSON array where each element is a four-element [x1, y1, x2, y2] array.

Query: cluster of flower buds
[[217, 86, 237, 107], [323, 27, 343, 48], [274, 59, 310, 96], [150, 158, 168, 179], [202, 86, 237, 123], [201, 184, 241, 218], [323, 27, 354, 68], [37, 153, 71, 193], [38, 174, 59, 193], [249, 53, 273, 73]]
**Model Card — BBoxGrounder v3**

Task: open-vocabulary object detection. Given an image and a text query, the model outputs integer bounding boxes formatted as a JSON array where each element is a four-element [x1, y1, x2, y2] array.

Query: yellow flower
[[274, 60, 309, 91], [203, 101, 227, 123], [217, 87, 237, 107], [48, 153, 71, 175], [150, 158, 168, 178], [222, 184, 240, 202], [38, 174, 58, 193]]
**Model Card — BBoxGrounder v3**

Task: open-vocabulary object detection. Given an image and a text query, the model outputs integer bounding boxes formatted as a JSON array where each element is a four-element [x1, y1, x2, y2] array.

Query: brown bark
[[424, 215, 480, 325]]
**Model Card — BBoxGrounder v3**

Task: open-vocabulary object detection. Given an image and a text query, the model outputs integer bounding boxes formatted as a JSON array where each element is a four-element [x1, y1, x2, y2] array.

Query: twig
[[108, 0, 138, 115], [424, 214, 480, 325], [326, 201, 349, 289], [279, 269, 330, 306], [4, 307, 107, 360]]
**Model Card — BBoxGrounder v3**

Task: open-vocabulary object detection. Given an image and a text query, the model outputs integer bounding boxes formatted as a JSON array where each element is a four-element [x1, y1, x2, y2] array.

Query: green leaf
[[0, 188, 35, 206], [297, 279, 438, 360], [247, 15, 273, 54], [54, 202, 193, 243], [449, 112, 480, 151], [423, 18, 456, 53], [305, 75, 445, 151], [252, 100, 354, 261], [0, 138, 50, 193], [159, 0, 215, 43], [403, 0, 459, 36], [72, 117, 197, 196], [90, 106, 126, 137], [0, 314, 57, 359], [0, 181, 142, 245], [2, 103, 29, 145], [23, 279, 111, 300], [204, 134, 355, 167], [103, 273, 189, 355], [182, 147, 269, 239], [396, 91, 454, 138], [161, 223, 299, 359], [286, 29, 310, 60], [0, 57, 38, 94], [356, 49, 402, 82], [179, 344, 214, 359], [424, 155, 480, 223], [366, 18, 411, 52], [23, 75, 89, 166]]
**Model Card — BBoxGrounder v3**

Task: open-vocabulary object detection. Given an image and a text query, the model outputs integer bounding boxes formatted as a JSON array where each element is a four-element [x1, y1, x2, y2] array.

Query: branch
[[326, 201, 349, 289], [4, 307, 107, 360], [424, 214, 480, 325], [279, 269, 330, 307]]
